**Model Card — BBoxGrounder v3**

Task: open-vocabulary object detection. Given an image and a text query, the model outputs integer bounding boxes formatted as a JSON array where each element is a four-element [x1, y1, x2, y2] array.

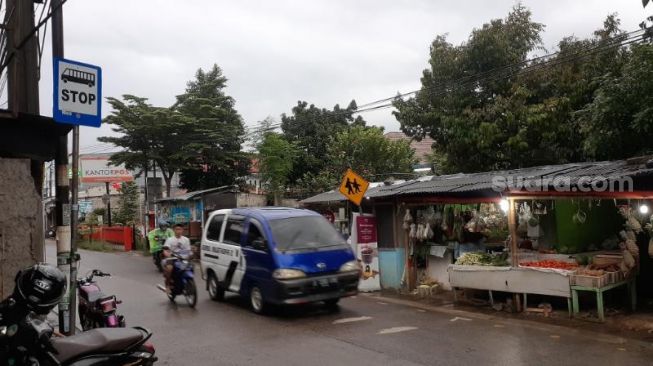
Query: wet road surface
[[46, 243, 653, 365]]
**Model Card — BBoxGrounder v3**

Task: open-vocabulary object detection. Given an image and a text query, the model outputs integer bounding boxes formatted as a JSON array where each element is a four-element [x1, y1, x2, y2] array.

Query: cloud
[[36, 0, 650, 148]]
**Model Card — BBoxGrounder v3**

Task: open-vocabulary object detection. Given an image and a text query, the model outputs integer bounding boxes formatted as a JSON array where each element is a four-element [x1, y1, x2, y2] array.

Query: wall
[[554, 200, 622, 253], [426, 251, 454, 290], [237, 193, 267, 207], [0, 159, 42, 298]]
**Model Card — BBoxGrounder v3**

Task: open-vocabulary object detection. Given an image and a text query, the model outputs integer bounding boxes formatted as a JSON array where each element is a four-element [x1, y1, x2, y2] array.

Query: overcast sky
[[35, 0, 650, 153]]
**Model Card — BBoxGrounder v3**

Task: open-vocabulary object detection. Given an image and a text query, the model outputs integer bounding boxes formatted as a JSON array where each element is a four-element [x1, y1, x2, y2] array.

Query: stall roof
[[337, 157, 653, 200], [369, 158, 653, 199], [301, 181, 406, 204], [155, 185, 236, 203]]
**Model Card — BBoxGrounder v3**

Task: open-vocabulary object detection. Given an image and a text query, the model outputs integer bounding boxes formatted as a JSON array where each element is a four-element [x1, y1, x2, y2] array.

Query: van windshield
[[269, 216, 347, 252]]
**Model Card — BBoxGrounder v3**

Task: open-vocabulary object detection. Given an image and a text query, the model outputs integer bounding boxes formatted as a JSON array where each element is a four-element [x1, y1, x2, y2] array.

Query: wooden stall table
[[571, 278, 636, 322]]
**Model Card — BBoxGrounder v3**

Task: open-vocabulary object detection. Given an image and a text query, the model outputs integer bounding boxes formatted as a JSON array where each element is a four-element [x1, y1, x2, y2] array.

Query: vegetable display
[[520, 260, 578, 270], [456, 252, 509, 266]]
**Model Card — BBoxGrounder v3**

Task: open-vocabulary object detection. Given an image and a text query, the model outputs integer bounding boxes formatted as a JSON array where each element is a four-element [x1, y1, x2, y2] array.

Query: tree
[[250, 116, 277, 148], [393, 6, 633, 173], [114, 181, 139, 225], [321, 126, 416, 186], [174, 64, 250, 190], [281, 100, 365, 187], [257, 133, 298, 204], [580, 43, 653, 159], [99, 96, 189, 196], [99, 95, 155, 175]]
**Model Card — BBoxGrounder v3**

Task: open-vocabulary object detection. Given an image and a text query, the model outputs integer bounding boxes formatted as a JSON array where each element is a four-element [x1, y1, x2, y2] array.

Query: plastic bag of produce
[[623, 249, 636, 269], [625, 239, 639, 256], [648, 238, 653, 258]]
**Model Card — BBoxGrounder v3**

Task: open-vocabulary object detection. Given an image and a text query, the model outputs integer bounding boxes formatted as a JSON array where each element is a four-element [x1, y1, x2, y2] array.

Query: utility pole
[[51, 0, 77, 335], [105, 181, 112, 226]]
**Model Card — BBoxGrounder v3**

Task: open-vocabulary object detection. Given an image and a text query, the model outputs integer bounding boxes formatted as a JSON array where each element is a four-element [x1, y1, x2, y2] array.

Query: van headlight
[[339, 260, 361, 273], [273, 269, 306, 280]]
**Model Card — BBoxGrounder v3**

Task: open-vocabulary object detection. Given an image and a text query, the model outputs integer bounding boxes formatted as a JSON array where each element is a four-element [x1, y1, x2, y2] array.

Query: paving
[[45, 243, 653, 365]]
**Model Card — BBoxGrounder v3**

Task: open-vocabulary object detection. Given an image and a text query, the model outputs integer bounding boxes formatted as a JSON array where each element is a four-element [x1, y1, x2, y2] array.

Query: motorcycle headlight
[[273, 269, 306, 280], [339, 260, 361, 273]]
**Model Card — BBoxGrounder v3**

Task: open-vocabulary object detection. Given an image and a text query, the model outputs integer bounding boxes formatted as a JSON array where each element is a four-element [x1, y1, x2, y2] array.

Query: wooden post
[[507, 198, 522, 312]]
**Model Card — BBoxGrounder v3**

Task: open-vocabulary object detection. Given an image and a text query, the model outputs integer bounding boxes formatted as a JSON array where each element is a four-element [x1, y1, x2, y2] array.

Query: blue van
[[200, 207, 360, 313]]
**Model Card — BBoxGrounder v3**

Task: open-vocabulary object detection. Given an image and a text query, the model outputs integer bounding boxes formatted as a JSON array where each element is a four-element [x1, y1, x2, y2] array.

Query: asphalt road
[[45, 243, 653, 366]]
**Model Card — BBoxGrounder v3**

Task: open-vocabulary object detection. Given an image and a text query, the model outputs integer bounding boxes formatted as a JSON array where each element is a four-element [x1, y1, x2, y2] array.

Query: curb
[[361, 292, 653, 349]]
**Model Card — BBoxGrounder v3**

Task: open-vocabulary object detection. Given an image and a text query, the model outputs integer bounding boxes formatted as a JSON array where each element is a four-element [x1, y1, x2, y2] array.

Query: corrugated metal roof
[[156, 185, 236, 203], [351, 157, 653, 200]]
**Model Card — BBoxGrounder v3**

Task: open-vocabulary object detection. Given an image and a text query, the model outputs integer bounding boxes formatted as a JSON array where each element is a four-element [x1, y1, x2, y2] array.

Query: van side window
[[245, 221, 267, 251], [206, 214, 224, 241], [223, 216, 244, 246]]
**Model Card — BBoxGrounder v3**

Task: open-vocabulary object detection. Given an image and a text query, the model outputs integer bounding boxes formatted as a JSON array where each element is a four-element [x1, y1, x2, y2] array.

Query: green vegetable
[[455, 252, 509, 266]]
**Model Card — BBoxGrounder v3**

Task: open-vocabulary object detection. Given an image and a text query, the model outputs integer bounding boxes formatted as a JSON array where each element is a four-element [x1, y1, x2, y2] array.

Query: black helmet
[[13, 264, 66, 315]]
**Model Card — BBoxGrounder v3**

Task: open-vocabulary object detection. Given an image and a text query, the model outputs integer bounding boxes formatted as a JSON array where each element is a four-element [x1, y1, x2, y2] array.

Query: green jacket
[[148, 228, 174, 253]]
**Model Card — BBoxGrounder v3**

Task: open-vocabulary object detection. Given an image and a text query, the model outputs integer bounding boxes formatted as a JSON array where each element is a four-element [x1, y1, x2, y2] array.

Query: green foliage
[[257, 133, 298, 204], [580, 43, 653, 159], [99, 96, 190, 196], [322, 126, 416, 183], [114, 181, 139, 225], [101, 63, 250, 195], [86, 208, 106, 225], [281, 100, 365, 186], [174, 64, 250, 190], [393, 6, 639, 173]]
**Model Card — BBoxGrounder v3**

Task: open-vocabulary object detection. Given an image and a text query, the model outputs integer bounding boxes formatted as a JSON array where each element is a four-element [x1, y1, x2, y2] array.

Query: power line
[[353, 27, 647, 112]]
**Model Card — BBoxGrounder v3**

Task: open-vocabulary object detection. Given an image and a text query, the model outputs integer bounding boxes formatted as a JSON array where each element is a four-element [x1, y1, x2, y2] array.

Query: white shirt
[[163, 235, 191, 258]]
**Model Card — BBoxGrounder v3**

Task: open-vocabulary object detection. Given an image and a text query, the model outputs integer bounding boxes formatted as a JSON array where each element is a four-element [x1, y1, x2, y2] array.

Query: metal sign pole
[[69, 126, 80, 334]]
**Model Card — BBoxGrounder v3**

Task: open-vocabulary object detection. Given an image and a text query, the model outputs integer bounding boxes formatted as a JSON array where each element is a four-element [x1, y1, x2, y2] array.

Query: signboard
[[351, 214, 380, 292], [80, 157, 133, 183], [53, 58, 102, 127], [78, 200, 93, 215], [338, 169, 370, 206]]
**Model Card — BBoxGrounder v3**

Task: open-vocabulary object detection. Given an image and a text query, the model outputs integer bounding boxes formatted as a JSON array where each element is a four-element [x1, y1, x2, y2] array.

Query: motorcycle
[[0, 297, 157, 366], [77, 269, 126, 330], [151, 236, 166, 272], [157, 253, 197, 308]]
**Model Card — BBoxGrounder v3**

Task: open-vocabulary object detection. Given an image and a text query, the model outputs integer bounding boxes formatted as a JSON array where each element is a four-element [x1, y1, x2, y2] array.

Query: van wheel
[[250, 286, 266, 314], [207, 273, 224, 301]]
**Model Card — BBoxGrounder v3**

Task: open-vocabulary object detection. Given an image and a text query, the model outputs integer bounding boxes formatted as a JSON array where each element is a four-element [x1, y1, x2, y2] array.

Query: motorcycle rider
[[161, 224, 191, 294], [148, 220, 174, 267]]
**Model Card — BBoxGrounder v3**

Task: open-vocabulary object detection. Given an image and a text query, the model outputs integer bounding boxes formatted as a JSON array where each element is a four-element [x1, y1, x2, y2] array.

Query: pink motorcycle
[[77, 269, 126, 330]]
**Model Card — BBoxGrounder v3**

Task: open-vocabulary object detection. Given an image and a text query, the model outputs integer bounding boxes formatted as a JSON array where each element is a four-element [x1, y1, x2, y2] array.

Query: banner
[[352, 214, 380, 292], [80, 156, 133, 183]]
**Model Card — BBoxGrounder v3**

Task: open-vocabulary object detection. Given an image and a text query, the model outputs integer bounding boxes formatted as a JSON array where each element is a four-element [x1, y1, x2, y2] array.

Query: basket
[[592, 254, 622, 266], [570, 273, 610, 288], [605, 271, 623, 284]]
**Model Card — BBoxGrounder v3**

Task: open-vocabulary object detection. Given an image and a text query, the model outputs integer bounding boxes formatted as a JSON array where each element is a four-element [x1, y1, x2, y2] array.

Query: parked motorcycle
[[157, 253, 197, 308], [0, 264, 157, 366], [77, 269, 125, 330]]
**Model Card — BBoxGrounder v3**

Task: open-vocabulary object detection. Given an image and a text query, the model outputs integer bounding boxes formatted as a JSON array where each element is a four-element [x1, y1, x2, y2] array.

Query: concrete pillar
[[0, 158, 43, 298]]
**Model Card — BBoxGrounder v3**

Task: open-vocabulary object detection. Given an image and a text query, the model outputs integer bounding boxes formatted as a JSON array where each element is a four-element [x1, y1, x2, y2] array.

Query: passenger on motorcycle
[[162, 224, 191, 294], [148, 220, 174, 254]]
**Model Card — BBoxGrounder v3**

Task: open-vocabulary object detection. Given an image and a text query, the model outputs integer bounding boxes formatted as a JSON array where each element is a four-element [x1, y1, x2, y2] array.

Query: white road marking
[[377, 302, 388, 305], [332, 316, 372, 324], [417, 309, 427, 313], [377, 326, 418, 335], [450, 316, 472, 322], [550, 335, 560, 339]]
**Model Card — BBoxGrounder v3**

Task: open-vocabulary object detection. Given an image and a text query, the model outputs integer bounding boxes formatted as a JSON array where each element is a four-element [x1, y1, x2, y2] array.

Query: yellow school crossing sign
[[338, 169, 370, 206]]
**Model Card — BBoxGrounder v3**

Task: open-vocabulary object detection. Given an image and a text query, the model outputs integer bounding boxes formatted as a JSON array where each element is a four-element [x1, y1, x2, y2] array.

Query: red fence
[[85, 226, 134, 251]]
